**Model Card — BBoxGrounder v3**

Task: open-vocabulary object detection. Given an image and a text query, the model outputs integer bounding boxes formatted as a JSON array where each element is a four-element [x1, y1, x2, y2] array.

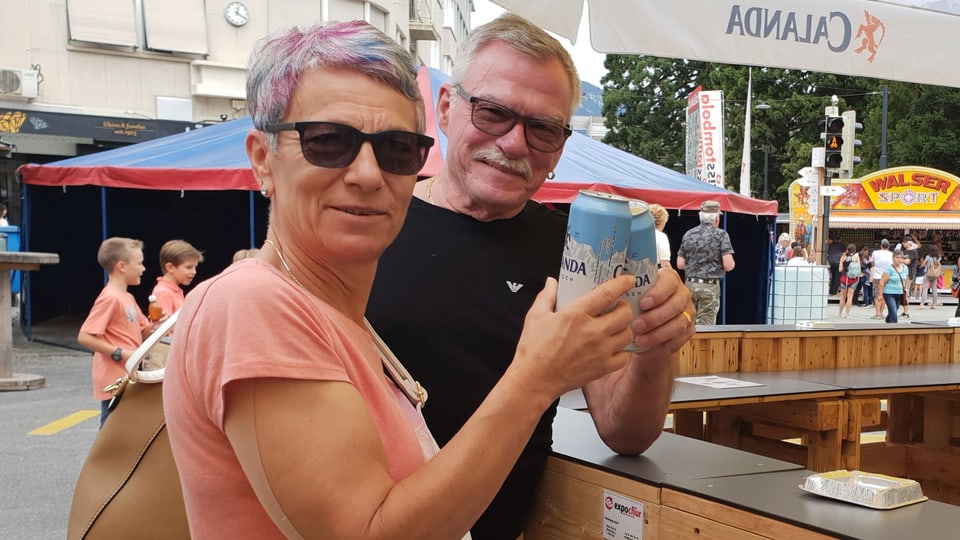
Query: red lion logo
[[855, 10, 885, 62]]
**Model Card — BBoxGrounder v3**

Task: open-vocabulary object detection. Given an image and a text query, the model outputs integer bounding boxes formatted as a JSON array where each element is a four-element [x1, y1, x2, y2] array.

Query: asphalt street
[[1, 322, 94, 540]]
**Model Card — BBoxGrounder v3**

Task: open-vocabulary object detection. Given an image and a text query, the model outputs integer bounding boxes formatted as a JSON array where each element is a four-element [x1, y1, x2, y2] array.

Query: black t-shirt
[[904, 248, 919, 277], [367, 197, 568, 540]]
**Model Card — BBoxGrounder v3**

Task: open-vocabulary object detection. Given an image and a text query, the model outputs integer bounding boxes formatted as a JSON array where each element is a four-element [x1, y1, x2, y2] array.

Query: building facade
[[0, 0, 474, 220]]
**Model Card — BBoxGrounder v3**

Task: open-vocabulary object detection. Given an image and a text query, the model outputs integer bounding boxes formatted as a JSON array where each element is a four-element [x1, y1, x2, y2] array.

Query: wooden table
[[671, 373, 850, 472], [563, 374, 852, 472], [525, 408, 960, 540], [781, 364, 960, 505], [0, 251, 59, 390]]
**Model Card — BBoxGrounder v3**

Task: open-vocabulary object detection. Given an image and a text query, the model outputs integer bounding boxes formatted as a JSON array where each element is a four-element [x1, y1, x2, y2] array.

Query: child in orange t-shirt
[[77, 237, 158, 426], [151, 239, 204, 319]]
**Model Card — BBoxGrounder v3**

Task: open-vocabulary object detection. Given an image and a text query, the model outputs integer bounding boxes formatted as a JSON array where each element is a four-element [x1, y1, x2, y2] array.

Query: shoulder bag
[[68, 313, 469, 540], [895, 267, 909, 308], [67, 312, 187, 540]]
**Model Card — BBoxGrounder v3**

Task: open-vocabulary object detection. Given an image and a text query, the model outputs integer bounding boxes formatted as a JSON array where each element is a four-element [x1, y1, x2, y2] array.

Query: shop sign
[[830, 166, 960, 211], [0, 107, 197, 144]]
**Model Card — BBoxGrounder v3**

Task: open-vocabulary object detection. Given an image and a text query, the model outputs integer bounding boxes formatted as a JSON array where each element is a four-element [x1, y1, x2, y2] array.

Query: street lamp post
[[762, 144, 770, 200], [755, 100, 771, 200]]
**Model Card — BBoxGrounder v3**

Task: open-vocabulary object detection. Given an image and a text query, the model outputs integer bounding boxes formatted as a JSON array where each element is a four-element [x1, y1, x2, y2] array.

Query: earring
[[547, 171, 556, 180], [260, 187, 268, 197]]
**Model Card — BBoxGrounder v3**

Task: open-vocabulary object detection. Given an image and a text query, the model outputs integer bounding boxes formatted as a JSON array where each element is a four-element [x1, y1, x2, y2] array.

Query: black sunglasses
[[452, 85, 572, 153], [263, 121, 435, 176]]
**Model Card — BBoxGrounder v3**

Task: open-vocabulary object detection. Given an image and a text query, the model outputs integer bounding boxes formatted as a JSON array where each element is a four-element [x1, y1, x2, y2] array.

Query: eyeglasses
[[262, 122, 435, 176], [452, 85, 572, 153]]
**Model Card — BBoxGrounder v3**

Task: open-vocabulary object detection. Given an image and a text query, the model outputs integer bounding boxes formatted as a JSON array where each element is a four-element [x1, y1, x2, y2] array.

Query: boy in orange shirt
[[77, 237, 158, 426], [151, 239, 204, 318]]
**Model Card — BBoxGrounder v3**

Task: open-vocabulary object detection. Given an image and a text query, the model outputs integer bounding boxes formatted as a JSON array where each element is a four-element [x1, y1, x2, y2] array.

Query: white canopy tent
[[492, 0, 960, 88]]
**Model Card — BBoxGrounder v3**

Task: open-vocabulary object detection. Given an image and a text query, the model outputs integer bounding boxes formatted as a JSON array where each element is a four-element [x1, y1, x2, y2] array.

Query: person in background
[[77, 237, 159, 426], [787, 240, 800, 261], [857, 247, 873, 307], [0, 202, 8, 227], [837, 244, 860, 319], [902, 236, 920, 301], [151, 239, 204, 319], [955, 253, 960, 318], [677, 200, 735, 325], [231, 248, 260, 262], [163, 20, 647, 540], [920, 245, 942, 309], [871, 239, 893, 320], [649, 203, 672, 268], [827, 235, 845, 296], [879, 249, 909, 324], [899, 238, 917, 318], [774, 232, 791, 265], [787, 247, 811, 266], [367, 14, 695, 539]]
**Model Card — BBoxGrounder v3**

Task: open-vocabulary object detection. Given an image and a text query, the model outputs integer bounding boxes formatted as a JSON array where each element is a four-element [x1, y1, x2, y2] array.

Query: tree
[[598, 56, 960, 210]]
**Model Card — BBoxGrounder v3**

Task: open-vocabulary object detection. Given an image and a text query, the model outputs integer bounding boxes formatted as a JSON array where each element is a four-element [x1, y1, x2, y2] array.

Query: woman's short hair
[[247, 20, 425, 148]]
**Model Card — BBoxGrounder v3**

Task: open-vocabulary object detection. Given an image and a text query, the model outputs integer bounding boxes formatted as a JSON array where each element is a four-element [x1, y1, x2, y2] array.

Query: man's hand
[[629, 268, 695, 354]]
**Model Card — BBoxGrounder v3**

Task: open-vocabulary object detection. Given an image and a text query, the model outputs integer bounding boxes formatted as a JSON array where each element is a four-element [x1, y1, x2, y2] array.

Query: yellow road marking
[[29, 410, 99, 435]]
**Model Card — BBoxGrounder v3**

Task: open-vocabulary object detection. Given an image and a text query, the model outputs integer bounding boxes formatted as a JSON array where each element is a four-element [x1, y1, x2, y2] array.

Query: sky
[[470, 0, 607, 87]]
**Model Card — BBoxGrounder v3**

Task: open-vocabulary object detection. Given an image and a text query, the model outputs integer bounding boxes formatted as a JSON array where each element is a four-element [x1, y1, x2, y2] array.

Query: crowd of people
[[773, 232, 952, 324]]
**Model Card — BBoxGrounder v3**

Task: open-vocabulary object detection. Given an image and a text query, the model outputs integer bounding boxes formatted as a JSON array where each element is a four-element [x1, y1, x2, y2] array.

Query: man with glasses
[[367, 13, 695, 540]]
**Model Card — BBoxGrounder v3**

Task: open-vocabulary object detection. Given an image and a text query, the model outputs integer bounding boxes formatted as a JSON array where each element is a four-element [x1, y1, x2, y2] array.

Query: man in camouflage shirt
[[676, 200, 736, 325]]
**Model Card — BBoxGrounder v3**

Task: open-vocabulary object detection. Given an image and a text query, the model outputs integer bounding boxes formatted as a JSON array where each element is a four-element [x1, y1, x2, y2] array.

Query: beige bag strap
[[363, 319, 472, 540], [364, 318, 427, 408]]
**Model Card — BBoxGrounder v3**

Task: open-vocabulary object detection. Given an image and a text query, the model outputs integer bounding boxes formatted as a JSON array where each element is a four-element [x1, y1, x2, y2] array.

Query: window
[[67, 0, 137, 47], [143, 0, 208, 54], [66, 0, 208, 55]]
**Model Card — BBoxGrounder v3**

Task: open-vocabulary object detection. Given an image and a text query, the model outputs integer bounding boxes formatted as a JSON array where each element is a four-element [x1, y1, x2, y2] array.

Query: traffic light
[[840, 110, 862, 176], [823, 116, 844, 169]]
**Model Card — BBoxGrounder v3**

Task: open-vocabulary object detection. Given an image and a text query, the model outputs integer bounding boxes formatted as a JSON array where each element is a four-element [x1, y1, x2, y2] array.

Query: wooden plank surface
[[660, 489, 835, 540]]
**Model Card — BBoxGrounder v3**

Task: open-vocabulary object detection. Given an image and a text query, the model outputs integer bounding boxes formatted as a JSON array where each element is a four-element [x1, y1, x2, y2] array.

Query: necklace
[[425, 177, 436, 204], [264, 239, 304, 289]]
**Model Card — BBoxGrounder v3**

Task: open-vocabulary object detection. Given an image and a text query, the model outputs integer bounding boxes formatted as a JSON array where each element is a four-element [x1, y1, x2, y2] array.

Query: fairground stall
[[826, 166, 960, 282]]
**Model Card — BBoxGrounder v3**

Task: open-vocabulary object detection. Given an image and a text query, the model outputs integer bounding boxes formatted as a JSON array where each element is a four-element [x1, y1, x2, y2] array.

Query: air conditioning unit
[[0, 68, 39, 99]]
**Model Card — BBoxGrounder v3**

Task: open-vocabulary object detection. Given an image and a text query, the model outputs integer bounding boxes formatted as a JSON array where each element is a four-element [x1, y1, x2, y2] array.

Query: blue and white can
[[556, 190, 631, 311], [623, 200, 659, 351]]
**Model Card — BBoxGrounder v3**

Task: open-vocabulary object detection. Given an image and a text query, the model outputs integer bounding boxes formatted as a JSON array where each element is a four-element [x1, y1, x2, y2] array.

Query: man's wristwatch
[[110, 347, 123, 361]]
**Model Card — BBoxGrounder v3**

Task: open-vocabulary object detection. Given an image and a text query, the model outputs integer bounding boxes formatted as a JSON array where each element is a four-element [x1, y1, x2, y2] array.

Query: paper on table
[[674, 376, 765, 389]]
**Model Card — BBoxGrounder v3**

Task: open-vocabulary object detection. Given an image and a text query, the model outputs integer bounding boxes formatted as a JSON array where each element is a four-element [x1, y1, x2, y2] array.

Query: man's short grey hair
[[450, 13, 581, 117], [699, 211, 718, 224]]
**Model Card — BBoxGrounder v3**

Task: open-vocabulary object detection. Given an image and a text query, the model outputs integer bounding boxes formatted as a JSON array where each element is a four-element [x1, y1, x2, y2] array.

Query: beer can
[[623, 200, 659, 351], [556, 190, 631, 311]]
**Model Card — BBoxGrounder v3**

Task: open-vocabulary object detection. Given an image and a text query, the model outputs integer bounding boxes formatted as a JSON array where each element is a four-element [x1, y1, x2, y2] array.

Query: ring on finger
[[681, 311, 693, 326]]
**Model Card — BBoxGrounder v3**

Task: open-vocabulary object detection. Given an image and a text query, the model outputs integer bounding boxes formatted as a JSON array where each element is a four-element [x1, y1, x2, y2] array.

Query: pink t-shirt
[[163, 259, 430, 539], [151, 277, 184, 317], [79, 286, 148, 400]]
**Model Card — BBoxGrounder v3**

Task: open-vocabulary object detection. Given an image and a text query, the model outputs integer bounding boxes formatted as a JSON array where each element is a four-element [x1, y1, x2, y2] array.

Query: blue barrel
[[0, 226, 21, 293]]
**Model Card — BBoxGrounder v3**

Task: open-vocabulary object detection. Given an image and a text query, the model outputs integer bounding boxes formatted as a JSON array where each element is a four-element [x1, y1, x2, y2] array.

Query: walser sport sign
[[830, 167, 960, 212]]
